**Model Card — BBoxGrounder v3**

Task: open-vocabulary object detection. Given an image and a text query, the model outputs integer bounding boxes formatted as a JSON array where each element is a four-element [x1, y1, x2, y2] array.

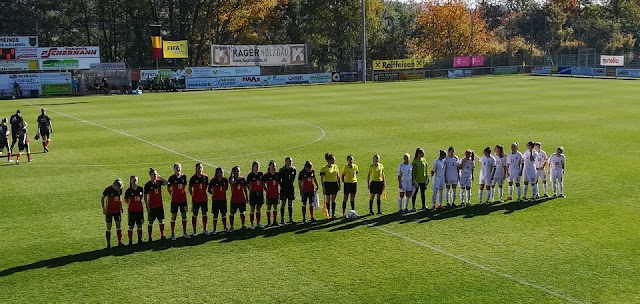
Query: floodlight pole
[[361, 0, 367, 83]]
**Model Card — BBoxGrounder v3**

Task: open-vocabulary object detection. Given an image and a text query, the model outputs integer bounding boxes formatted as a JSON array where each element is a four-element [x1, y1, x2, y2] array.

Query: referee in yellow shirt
[[320, 153, 341, 218], [341, 155, 359, 216], [367, 154, 386, 215]]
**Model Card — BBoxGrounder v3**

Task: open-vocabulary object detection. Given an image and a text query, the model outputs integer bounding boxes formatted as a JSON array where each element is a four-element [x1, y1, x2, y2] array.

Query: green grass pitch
[[1, 76, 639, 303]]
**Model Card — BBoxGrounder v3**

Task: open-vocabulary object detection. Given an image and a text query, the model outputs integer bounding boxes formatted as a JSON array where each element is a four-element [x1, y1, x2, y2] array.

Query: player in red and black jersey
[[189, 163, 210, 236], [167, 163, 190, 240], [229, 166, 249, 231], [247, 161, 265, 229], [208, 167, 229, 233], [298, 161, 319, 222], [144, 167, 168, 241], [0, 118, 9, 161], [264, 160, 280, 227], [278, 157, 297, 224], [36, 108, 52, 153], [124, 176, 145, 245], [14, 121, 32, 164], [101, 179, 124, 248]]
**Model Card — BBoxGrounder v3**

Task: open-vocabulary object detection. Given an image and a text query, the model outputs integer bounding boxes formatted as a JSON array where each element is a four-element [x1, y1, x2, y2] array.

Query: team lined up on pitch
[[101, 144, 566, 248]]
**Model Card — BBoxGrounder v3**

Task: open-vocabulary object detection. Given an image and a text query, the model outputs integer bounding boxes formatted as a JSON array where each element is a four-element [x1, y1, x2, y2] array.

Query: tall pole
[[361, 0, 367, 83]]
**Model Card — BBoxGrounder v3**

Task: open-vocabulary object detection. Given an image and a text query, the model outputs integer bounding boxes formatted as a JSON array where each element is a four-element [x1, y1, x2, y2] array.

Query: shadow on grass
[[0, 197, 556, 277]]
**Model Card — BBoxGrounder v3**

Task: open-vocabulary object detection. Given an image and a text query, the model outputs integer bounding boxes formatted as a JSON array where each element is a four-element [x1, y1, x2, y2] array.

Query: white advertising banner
[[39, 57, 100, 70], [211, 44, 307, 66], [15, 46, 100, 59], [90, 62, 126, 70], [531, 66, 552, 74], [615, 68, 640, 78], [4, 73, 41, 92], [0, 36, 38, 47], [0, 60, 29, 71], [184, 66, 261, 78], [40, 72, 72, 84], [600, 55, 624, 67]]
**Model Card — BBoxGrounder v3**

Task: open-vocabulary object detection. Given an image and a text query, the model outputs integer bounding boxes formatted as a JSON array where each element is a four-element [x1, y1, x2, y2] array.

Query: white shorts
[[460, 173, 472, 188], [445, 176, 459, 186], [551, 171, 563, 182], [492, 176, 505, 186], [479, 173, 493, 186], [508, 171, 521, 183], [432, 177, 445, 191], [536, 169, 547, 182], [523, 171, 537, 184], [399, 180, 414, 193]]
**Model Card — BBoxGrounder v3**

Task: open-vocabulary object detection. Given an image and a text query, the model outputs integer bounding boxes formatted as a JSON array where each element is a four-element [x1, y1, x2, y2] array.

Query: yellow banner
[[374, 58, 426, 71], [162, 40, 189, 59]]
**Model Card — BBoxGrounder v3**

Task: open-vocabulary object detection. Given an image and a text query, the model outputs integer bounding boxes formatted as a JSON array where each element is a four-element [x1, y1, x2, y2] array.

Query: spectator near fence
[[13, 82, 22, 98]]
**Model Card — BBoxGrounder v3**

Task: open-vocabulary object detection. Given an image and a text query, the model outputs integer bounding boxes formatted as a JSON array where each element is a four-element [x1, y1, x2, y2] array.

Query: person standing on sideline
[[341, 155, 359, 216], [367, 154, 386, 215], [397, 153, 414, 213], [320, 153, 341, 218], [189, 163, 210, 236], [411, 148, 429, 211], [278, 157, 297, 225], [36, 108, 53, 153], [444, 147, 460, 207], [431, 150, 446, 210], [548, 147, 566, 198], [102, 179, 124, 248]]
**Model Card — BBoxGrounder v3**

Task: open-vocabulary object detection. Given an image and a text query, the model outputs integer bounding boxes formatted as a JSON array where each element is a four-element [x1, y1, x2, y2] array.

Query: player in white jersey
[[444, 147, 460, 207], [506, 143, 524, 201], [397, 153, 414, 213], [431, 150, 446, 210], [534, 142, 550, 197], [478, 147, 496, 204], [522, 141, 539, 200], [547, 147, 566, 198], [459, 149, 475, 206], [492, 145, 507, 203]]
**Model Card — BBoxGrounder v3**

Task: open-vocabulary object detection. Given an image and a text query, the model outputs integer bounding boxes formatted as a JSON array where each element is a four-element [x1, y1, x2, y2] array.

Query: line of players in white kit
[[396, 141, 566, 212]]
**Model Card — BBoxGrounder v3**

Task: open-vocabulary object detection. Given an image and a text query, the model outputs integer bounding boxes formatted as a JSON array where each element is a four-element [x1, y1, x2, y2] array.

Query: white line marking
[[373, 225, 583, 304], [22, 101, 216, 167]]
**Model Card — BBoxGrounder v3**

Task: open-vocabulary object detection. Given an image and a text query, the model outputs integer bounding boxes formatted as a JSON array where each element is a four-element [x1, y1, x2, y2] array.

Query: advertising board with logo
[[447, 69, 473, 78], [90, 62, 126, 70], [557, 67, 572, 75], [600, 55, 624, 67], [531, 66, 552, 74], [308, 73, 332, 84], [615, 68, 640, 78], [494, 66, 518, 75], [40, 72, 72, 95], [373, 72, 399, 81], [184, 66, 261, 78], [163, 40, 189, 58], [0, 60, 29, 72], [211, 44, 307, 66], [373, 59, 426, 71], [331, 72, 359, 82], [0, 36, 38, 47], [39, 58, 100, 70], [399, 71, 424, 80]]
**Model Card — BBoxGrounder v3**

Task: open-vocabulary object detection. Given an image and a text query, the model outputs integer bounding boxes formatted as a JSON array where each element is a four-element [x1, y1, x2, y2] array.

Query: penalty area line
[[21, 101, 216, 168], [372, 225, 583, 304]]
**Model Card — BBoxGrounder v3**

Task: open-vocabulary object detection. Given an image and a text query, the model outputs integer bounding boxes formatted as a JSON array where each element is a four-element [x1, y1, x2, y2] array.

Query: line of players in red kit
[[101, 160, 302, 248]]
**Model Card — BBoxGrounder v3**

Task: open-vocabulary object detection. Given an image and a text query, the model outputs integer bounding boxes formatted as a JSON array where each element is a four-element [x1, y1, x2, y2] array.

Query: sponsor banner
[[592, 68, 606, 76], [0, 36, 38, 47], [606, 68, 617, 77], [557, 66, 572, 75], [447, 69, 473, 78], [5, 73, 41, 92], [184, 66, 261, 78], [185, 77, 238, 89], [15, 48, 38, 59], [615, 68, 640, 78], [163, 40, 189, 58], [373, 72, 399, 81], [309, 73, 332, 84], [261, 75, 287, 86], [531, 66, 551, 74], [90, 62, 126, 70], [39, 58, 100, 70], [211, 44, 307, 66], [237, 76, 263, 87], [571, 67, 592, 76], [399, 71, 424, 80], [453, 57, 471, 67], [373, 58, 426, 71], [600, 55, 624, 67], [41, 83, 72, 95], [40, 72, 71, 84], [39, 47, 100, 59], [494, 66, 518, 75], [285, 74, 308, 84], [472, 56, 485, 66], [0, 60, 29, 71], [331, 72, 359, 82], [140, 69, 173, 80]]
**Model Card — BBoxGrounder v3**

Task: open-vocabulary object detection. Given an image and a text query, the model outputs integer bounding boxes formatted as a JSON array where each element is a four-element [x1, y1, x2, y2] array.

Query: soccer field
[[1, 76, 639, 303]]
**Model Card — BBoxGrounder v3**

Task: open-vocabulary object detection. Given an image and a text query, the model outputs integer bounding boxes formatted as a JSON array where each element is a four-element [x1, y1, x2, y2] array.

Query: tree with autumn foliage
[[411, 0, 499, 58]]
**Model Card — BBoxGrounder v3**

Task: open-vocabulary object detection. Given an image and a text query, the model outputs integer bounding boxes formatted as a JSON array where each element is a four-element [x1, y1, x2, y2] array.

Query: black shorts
[[0, 140, 8, 150], [267, 198, 279, 206], [230, 203, 246, 214], [39, 128, 50, 137], [170, 202, 187, 214], [280, 186, 295, 201], [301, 192, 314, 205], [11, 133, 17, 143], [212, 200, 228, 216], [148, 207, 165, 222], [192, 201, 208, 214], [18, 141, 28, 151], [249, 192, 264, 206], [344, 182, 357, 195], [105, 212, 122, 223], [370, 181, 384, 195], [128, 211, 144, 226], [324, 182, 339, 195]]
